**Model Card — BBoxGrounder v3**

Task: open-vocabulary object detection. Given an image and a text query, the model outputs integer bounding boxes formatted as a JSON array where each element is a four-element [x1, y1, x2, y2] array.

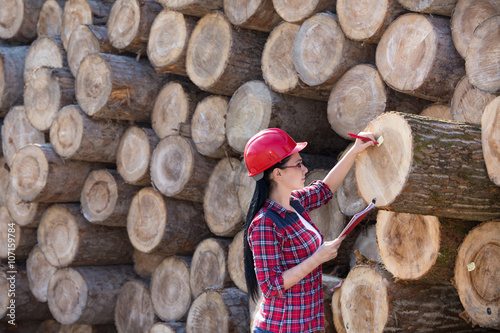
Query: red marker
[[348, 133, 379, 144]]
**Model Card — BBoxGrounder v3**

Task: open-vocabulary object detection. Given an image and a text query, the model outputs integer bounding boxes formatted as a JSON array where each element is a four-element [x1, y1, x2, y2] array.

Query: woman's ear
[[272, 168, 282, 181]]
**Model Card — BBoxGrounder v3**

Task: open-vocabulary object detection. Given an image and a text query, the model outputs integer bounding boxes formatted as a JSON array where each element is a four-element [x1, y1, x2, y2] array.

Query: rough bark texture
[[224, 0, 282, 32], [0, 0, 45, 42], [450, 76, 496, 124], [114, 279, 155, 333], [23, 35, 67, 82], [272, 0, 337, 23], [156, 0, 223, 17], [0, 46, 28, 116]]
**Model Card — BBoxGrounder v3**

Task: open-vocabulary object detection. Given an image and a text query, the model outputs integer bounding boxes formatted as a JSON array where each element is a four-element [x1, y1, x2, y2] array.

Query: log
[[203, 158, 243, 237], [482, 96, 500, 187], [0, 157, 9, 206], [0, 208, 37, 260], [186, 11, 267, 96], [349, 224, 381, 269], [420, 103, 452, 120], [116, 126, 159, 186], [236, 161, 254, 218], [126, 187, 212, 255], [23, 35, 67, 82], [150, 136, 218, 202], [331, 287, 346, 333], [451, 0, 500, 59], [450, 76, 496, 124], [376, 210, 478, 284], [132, 249, 165, 278], [114, 279, 156, 333], [323, 274, 344, 333], [75, 53, 164, 122], [327, 64, 430, 139], [225, 80, 349, 155], [58, 324, 119, 333], [9, 143, 103, 202], [156, 0, 223, 17], [292, 12, 376, 91], [191, 95, 235, 158], [47, 265, 138, 325], [26, 245, 57, 302], [24, 66, 76, 131], [107, 0, 162, 54], [466, 15, 500, 94], [224, 0, 282, 32], [150, 256, 192, 321], [376, 13, 465, 102], [336, 0, 406, 43], [150, 322, 187, 333], [38, 204, 134, 267], [80, 169, 142, 226], [36, 320, 61, 333], [151, 80, 208, 139], [272, 0, 337, 23], [186, 288, 250, 333], [6, 183, 49, 227], [355, 112, 500, 221], [1, 105, 45, 167], [61, 0, 113, 50], [227, 230, 246, 293], [0, 46, 29, 116], [37, 0, 64, 37], [147, 10, 197, 76], [0, 0, 45, 42], [190, 238, 233, 298], [397, 0, 458, 16], [454, 220, 500, 330], [49, 105, 128, 163]]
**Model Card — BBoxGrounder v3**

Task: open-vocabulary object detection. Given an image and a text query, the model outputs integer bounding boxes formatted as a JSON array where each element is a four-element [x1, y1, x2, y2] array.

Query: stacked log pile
[[0, 0, 499, 332]]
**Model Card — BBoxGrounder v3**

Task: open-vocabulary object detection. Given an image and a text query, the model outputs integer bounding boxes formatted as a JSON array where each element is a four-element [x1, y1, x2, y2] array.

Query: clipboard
[[339, 199, 376, 238]]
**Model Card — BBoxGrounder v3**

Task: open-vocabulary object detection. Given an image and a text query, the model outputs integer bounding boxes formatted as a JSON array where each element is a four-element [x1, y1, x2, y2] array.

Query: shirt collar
[[265, 197, 302, 219]]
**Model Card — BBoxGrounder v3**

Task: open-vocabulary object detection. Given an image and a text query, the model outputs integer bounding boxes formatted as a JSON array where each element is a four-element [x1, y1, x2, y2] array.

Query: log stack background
[[0, 0, 499, 332]]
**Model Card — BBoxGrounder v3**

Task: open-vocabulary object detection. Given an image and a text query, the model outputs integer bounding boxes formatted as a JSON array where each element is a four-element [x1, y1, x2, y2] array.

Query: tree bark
[[355, 112, 500, 221], [150, 322, 187, 333], [47, 265, 138, 325], [376, 13, 465, 102], [225, 80, 350, 155], [23, 35, 67, 82], [293, 12, 376, 91], [81, 169, 142, 226], [114, 279, 156, 333], [132, 249, 165, 278], [0, 46, 29, 116], [126, 187, 212, 255], [156, 0, 223, 17], [465, 15, 500, 94], [420, 103, 452, 120], [6, 183, 49, 227], [147, 10, 197, 76], [186, 288, 250, 333], [26, 244, 57, 302], [24, 66, 76, 131], [75, 53, 164, 122], [9, 143, 103, 202], [186, 11, 267, 96], [397, 0, 458, 16], [450, 76, 496, 124], [481, 96, 500, 187], [37, 0, 64, 37], [150, 136, 218, 202], [0, 0, 45, 42], [50, 105, 128, 163], [0, 208, 37, 260], [116, 126, 159, 186], [38, 204, 134, 267], [150, 256, 192, 321], [0, 157, 9, 207], [224, 0, 282, 32], [454, 220, 500, 330], [107, 0, 162, 55], [272, 0, 337, 23], [227, 230, 246, 293]]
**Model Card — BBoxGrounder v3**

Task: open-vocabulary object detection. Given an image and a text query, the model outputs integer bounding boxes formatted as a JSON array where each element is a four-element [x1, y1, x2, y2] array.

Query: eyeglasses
[[281, 162, 306, 170]]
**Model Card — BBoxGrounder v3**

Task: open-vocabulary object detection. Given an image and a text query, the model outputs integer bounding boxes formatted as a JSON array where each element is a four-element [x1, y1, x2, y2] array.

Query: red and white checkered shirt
[[249, 180, 333, 333]]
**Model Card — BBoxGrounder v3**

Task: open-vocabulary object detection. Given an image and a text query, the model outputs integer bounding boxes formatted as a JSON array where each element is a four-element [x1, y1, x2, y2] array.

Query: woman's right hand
[[314, 236, 346, 265]]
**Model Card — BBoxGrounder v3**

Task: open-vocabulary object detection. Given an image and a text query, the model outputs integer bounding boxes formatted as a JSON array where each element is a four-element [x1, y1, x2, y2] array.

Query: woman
[[243, 128, 375, 333]]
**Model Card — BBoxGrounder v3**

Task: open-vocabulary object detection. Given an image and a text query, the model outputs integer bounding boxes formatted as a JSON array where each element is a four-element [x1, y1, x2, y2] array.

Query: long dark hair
[[244, 157, 290, 302]]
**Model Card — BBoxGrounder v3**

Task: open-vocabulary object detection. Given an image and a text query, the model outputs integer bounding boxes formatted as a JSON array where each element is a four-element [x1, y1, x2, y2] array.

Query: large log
[[147, 10, 197, 76], [0, 46, 29, 116], [6, 183, 49, 227], [336, 0, 406, 43], [114, 279, 156, 333], [9, 143, 102, 202], [272, 0, 336, 23], [0, 208, 37, 260], [465, 15, 500, 94], [454, 220, 500, 330], [24, 66, 76, 131], [482, 96, 500, 187], [36, 0, 63, 37], [225, 80, 349, 155], [227, 230, 245, 293], [186, 11, 267, 96], [236, 162, 254, 218], [81, 169, 142, 227], [107, 0, 162, 55], [26, 245, 57, 302], [23, 35, 66, 82], [450, 76, 496, 124], [116, 126, 159, 186], [376, 13, 465, 102], [292, 12, 376, 91], [419, 103, 452, 120], [150, 135, 218, 202], [150, 256, 192, 321], [224, 0, 282, 32], [38, 204, 134, 267], [156, 0, 223, 17], [126, 187, 212, 255], [397, 0, 458, 16], [75, 53, 164, 122], [50, 105, 128, 163], [47, 265, 138, 325], [186, 288, 250, 333], [355, 112, 500, 221], [0, 0, 45, 42]]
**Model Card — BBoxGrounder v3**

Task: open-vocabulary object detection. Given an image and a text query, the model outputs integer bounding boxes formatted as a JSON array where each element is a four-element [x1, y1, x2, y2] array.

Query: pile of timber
[[0, 0, 499, 332]]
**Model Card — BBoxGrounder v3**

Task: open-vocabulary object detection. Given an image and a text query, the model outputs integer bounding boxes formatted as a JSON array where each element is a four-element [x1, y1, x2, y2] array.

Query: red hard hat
[[244, 128, 307, 177]]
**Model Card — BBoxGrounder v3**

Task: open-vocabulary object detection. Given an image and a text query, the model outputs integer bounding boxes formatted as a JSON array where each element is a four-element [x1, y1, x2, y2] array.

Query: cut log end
[[0, 0, 24, 40], [27, 245, 57, 302], [152, 81, 191, 139], [61, 0, 93, 50], [114, 280, 155, 333], [67, 24, 101, 77], [48, 268, 88, 325], [80, 169, 118, 223], [50, 105, 84, 159], [482, 96, 500, 186], [107, 0, 141, 49], [10, 144, 49, 202]]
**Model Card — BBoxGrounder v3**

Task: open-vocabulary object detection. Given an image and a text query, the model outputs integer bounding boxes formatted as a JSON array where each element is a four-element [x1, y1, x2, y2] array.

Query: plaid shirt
[[249, 180, 333, 333]]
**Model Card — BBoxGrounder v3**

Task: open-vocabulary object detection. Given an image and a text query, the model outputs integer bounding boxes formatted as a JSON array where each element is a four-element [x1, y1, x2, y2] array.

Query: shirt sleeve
[[291, 180, 333, 212], [248, 215, 285, 299]]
